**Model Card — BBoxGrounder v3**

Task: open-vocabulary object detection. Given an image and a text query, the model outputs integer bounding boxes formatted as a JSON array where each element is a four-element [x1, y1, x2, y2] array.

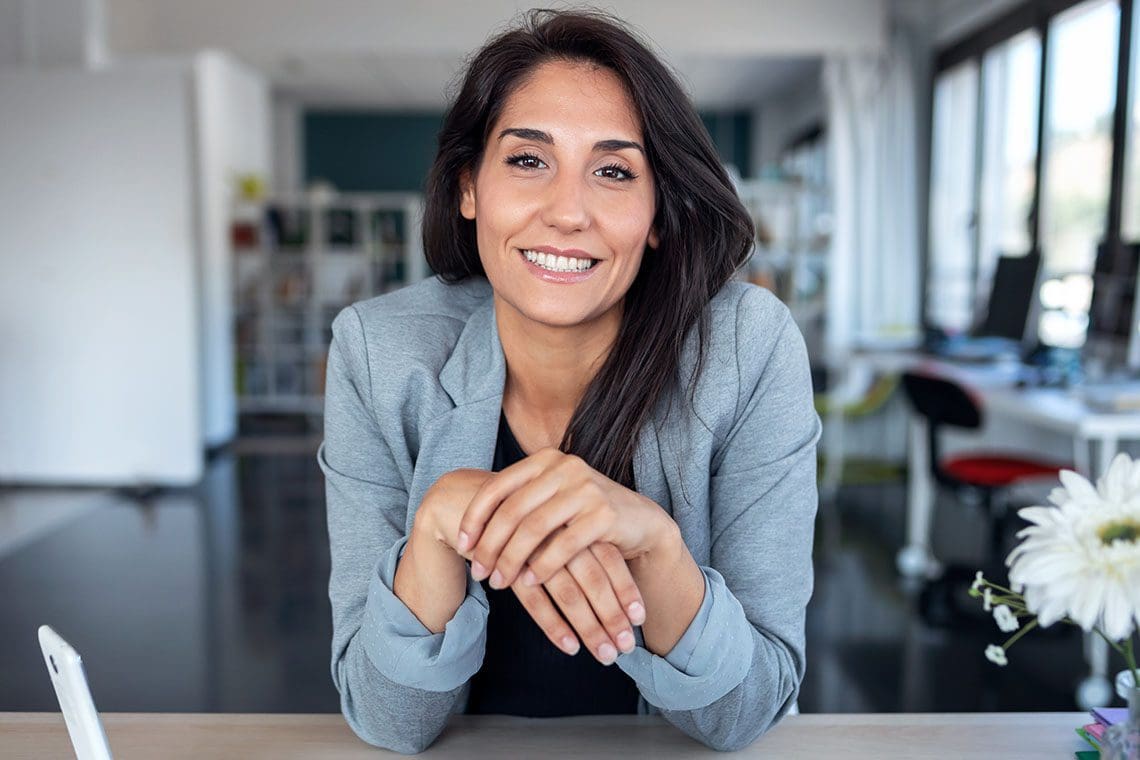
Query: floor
[[0, 430, 1122, 715]]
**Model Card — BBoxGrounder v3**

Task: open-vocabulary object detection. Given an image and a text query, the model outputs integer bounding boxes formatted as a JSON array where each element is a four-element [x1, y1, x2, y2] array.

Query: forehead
[[493, 59, 643, 141]]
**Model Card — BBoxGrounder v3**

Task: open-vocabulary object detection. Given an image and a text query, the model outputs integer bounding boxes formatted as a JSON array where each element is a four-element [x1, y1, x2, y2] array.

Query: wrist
[[630, 515, 684, 575], [412, 493, 447, 548]]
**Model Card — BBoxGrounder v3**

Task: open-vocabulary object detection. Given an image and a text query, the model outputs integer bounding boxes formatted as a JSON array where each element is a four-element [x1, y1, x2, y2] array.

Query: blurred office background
[[2, 0, 1139, 716]]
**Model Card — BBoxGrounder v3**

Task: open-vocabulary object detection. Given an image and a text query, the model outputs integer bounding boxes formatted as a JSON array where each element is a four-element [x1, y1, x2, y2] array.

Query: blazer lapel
[[633, 410, 673, 519], [406, 297, 506, 524]]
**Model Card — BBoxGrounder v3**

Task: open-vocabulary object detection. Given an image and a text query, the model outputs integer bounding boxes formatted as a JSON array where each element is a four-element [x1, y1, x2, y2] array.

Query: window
[[977, 30, 1041, 292], [1123, 0, 1140, 242], [927, 0, 1139, 350], [927, 61, 980, 333], [1037, 0, 1121, 347]]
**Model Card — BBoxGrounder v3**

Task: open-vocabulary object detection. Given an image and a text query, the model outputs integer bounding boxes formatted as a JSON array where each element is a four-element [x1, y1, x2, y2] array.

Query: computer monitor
[[1085, 241, 1140, 370], [976, 251, 1042, 345]]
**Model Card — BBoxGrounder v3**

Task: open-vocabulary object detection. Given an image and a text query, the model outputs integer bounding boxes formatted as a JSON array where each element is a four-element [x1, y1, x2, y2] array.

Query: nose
[[539, 170, 591, 234]]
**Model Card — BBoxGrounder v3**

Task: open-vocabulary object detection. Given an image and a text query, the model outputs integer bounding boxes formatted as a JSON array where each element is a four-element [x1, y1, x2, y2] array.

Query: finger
[[511, 578, 582, 656], [525, 516, 609, 585], [470, 475, 564, 586], [566, 550, 636, 654], [488, 490, 589, 588], [545, 567, 619, 666], [589, 543, 646, 627], [458, 448, 561, 553]]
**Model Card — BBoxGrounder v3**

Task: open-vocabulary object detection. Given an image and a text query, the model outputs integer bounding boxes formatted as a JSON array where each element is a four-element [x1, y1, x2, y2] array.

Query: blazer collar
[[438, 292, 505, 408]]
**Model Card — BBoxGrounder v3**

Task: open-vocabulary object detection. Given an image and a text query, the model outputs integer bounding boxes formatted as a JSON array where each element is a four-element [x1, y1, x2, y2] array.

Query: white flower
[[971, 571, 985, 593], [993, 604, 1019, 633], [1006, 453, 1140, 642], [985, 645, 1008, 666], [982, 588, 993, 611]]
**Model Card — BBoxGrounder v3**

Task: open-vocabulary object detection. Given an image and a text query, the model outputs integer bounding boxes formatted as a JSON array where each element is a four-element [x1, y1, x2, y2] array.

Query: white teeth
[[522, 249, 596, 273]]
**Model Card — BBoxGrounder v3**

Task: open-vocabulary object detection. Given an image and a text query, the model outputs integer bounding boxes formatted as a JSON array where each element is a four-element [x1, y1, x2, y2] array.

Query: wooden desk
[[0, 712, 1091, 759]]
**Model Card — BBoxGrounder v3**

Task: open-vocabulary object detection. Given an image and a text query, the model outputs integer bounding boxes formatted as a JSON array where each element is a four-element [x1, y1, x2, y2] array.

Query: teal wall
[[700, 112, 752, 178], [304, 110, 752, 192], [304, 112, 443, 192]]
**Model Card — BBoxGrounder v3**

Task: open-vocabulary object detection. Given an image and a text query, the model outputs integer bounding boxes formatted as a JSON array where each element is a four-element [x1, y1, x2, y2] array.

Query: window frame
[[924, 0, 1137, 341]]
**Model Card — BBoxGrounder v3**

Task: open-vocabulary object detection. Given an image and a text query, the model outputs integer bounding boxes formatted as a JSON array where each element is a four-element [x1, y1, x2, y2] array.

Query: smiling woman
[[319, 8, 821, 755]]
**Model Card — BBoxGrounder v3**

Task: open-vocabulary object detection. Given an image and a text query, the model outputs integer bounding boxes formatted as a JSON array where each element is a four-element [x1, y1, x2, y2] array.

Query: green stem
[[1002, 618, 1040, 650], [1124, 635, 1139, 693], [981, 580, 1019, 596], [1093, 627, 1131, 661]]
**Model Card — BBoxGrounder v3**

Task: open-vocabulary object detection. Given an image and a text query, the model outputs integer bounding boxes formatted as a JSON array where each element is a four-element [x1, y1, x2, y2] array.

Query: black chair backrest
[[901, 371, 984, 479], [900, 372, 982, 430]]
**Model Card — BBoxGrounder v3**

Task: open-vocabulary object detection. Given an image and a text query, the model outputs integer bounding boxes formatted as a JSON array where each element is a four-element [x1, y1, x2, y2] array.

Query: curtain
[[823, 23, 922, 361]]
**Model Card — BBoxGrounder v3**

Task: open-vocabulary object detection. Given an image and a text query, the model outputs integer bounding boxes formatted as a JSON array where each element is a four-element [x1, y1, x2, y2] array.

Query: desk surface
[[857, 349, 1140, 435], [0, 712, 1091, 759]]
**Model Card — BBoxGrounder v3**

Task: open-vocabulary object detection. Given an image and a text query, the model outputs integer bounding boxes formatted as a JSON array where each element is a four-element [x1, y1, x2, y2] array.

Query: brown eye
[[595, 163, 636, 181], [505, 153, 546, 170]]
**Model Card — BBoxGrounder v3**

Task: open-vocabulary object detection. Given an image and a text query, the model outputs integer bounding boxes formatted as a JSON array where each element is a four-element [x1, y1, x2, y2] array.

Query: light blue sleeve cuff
[[357, 535, 489, 692], [616, 566, 753, 711], [662, 570, 712, 672]]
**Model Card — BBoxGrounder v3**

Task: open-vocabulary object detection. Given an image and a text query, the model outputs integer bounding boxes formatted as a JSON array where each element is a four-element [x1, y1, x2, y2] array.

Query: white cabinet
[[0, 52, 271, 486]]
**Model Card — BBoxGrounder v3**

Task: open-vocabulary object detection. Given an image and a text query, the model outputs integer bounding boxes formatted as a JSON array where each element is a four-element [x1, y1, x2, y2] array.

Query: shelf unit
[[231, 192, 426, 415], [737, 177, 832, 359]]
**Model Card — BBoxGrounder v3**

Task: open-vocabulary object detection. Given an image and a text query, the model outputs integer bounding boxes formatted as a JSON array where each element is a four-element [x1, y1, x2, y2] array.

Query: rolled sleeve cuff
[[357, 535, 489, 692], [662, 570, 712, 672], [616, 566, 752, 711]]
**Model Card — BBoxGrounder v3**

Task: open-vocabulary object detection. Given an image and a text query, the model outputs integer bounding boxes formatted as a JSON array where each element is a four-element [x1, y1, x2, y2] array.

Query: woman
[[319, 9, 820, 754]]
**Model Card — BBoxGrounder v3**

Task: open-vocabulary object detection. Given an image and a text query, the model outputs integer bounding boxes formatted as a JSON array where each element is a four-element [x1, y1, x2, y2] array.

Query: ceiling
[[263, 52, 822, 110], [105, 0, 871, 109]]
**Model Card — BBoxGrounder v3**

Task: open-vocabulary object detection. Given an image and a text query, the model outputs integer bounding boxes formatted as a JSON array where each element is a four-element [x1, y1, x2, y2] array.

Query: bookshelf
[[737, 177, 832, 359], [231, 192, 426, 415]]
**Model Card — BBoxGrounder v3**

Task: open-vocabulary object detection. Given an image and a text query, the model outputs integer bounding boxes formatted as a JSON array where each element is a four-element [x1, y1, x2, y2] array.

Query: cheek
[[609, 194, 656, 256], [474, 183, 533, 246]]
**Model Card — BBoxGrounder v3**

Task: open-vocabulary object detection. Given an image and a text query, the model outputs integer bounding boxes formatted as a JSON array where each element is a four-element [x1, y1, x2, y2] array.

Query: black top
[[464, 412, 640, 717]]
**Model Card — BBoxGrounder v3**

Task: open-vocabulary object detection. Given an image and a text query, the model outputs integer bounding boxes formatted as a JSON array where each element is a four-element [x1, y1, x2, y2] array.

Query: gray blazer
[[319, 275, 820, 753]]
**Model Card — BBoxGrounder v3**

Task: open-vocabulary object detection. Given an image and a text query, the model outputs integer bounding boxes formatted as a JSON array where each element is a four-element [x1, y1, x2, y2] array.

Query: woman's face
[[460, 59, 658, 331]]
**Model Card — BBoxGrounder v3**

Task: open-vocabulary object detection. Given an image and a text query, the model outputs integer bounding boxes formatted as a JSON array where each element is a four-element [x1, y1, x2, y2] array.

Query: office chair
[[900, 370, 1067, 627]]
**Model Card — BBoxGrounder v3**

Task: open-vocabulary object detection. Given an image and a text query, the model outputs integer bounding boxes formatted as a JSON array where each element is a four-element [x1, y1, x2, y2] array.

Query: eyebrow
[[497, 127, 644, 154]]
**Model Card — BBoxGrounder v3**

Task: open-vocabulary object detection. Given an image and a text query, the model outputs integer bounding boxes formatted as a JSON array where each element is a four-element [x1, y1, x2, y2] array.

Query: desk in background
[[839, 350, 1140, 708], [844, 352, 1140, 578], [0, 712, 1091, 759]]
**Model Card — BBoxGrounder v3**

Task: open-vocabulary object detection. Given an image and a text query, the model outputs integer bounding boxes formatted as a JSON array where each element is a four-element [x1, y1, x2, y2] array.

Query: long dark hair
[[423, 9, 754, 487]]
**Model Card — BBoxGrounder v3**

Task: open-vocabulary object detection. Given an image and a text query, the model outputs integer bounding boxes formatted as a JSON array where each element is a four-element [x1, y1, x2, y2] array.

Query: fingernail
[[561, 636, 580, 655], [489, 569, 504, 588], [598, 643, 618, 664], [457, 531, 470, 552], [471, 561, 487, 580], [522, 569, 538, 586], [616, 630, 634, 652], [628, 602, 645, 625]]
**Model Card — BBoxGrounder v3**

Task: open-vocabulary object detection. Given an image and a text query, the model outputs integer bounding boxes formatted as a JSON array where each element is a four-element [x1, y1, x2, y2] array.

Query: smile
[[521, 249, 598, 272]]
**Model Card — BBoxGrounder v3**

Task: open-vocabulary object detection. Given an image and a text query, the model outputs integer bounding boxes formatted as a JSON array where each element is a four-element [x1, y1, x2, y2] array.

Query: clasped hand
[[420, 449, 668, 665]]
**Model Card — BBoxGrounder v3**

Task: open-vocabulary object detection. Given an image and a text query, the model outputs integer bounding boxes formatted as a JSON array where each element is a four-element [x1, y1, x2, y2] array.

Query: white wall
[[106, 0, 887, 58], [0, 1, 28, 66], [271, 95, 303, 194], [752, 71, 825, 173], [193, 52, 271, 447], [0, 0, 108, 67], [0, 63, 202, 485]]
